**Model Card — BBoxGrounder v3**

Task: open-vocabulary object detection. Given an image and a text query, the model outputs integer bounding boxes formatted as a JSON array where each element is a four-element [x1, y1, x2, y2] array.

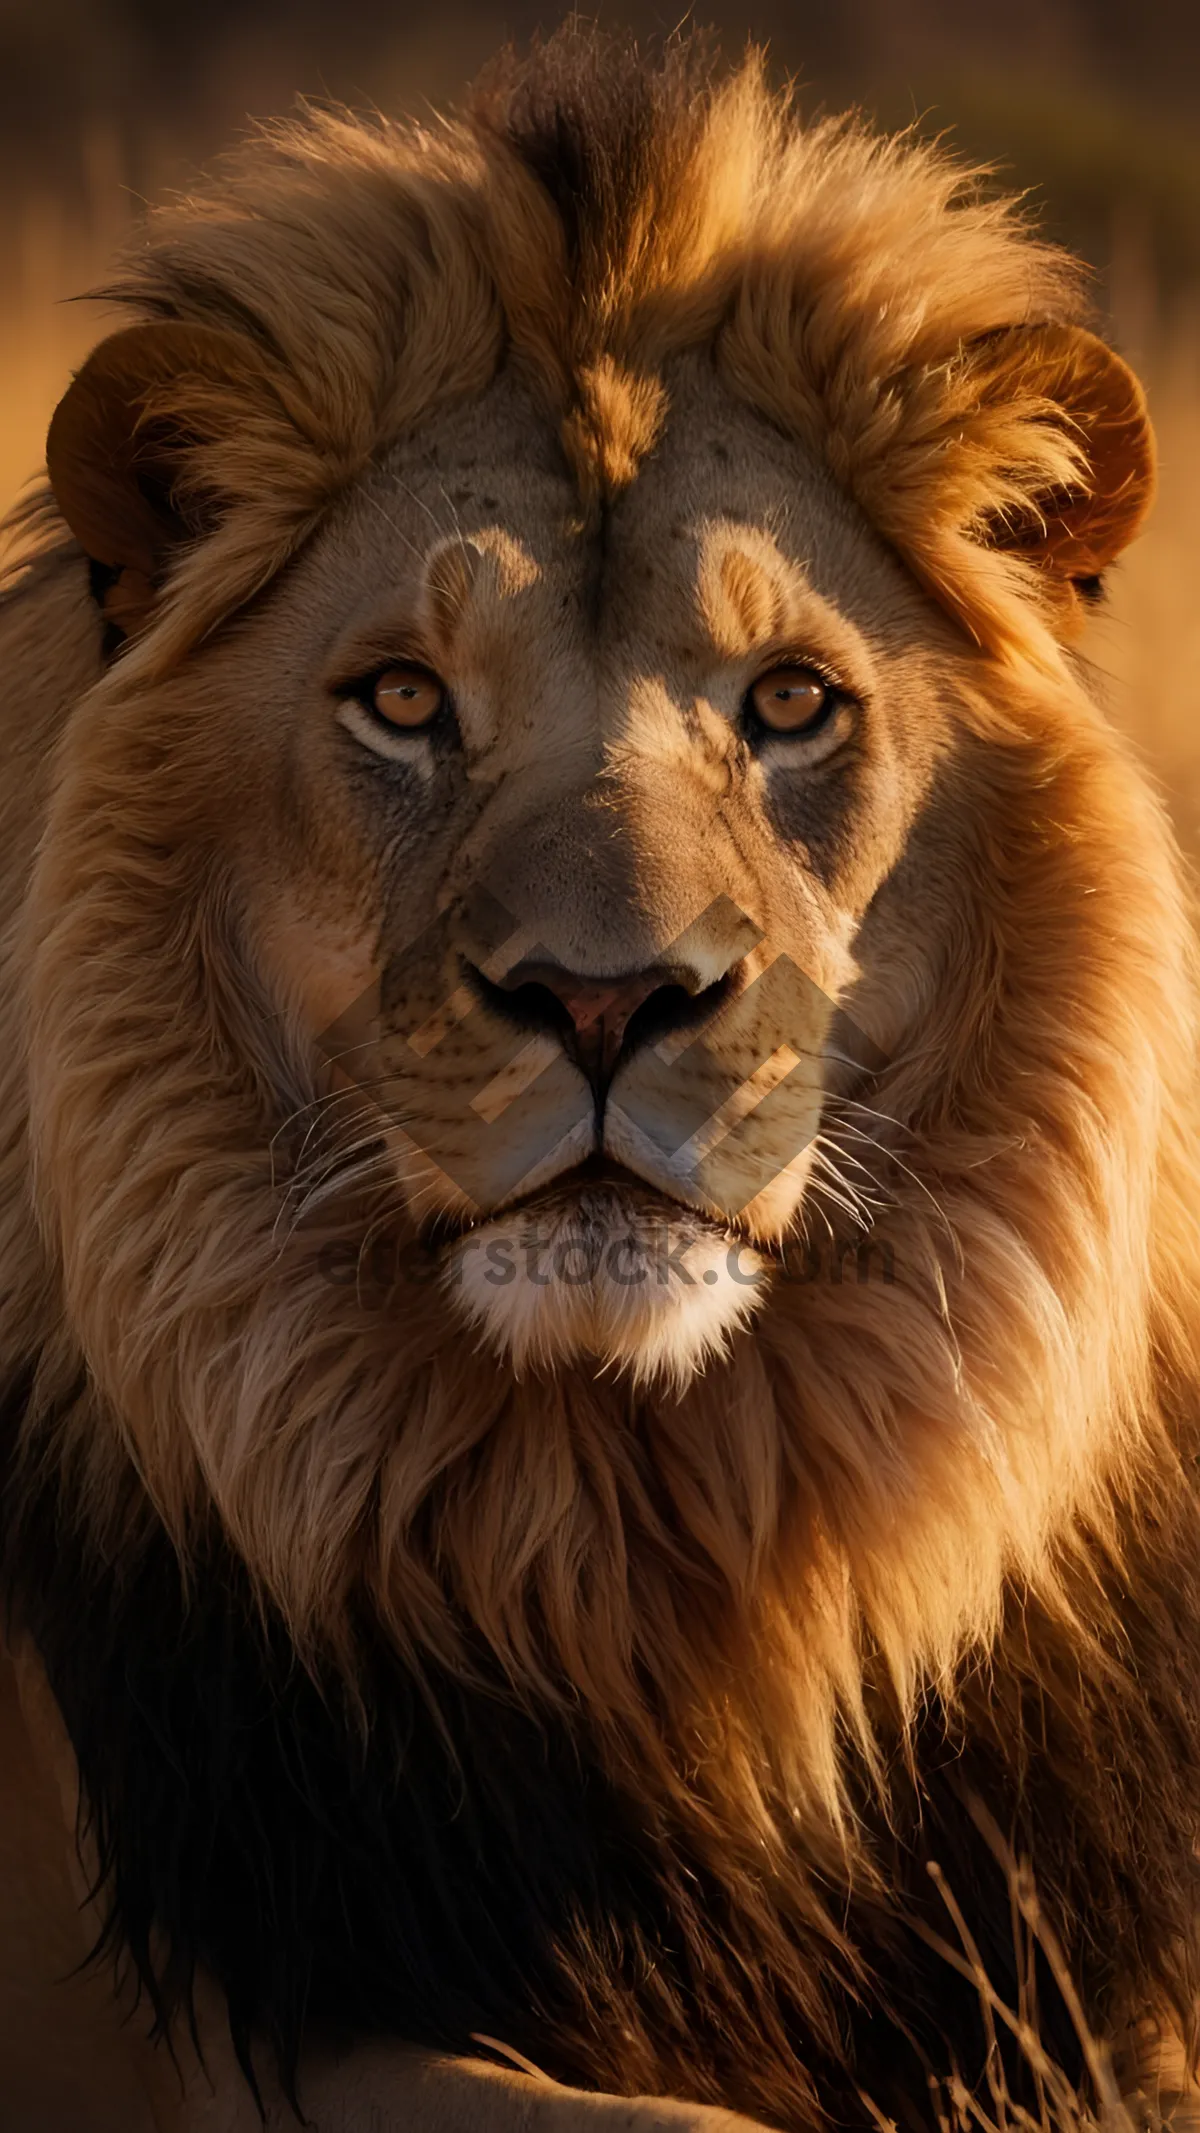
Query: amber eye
[[369, 665, 446, 729], [748, 665, 841, 735]]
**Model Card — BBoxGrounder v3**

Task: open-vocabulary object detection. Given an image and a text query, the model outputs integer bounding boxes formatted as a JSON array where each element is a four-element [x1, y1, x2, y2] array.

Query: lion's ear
[[977, 323, 1155, 589], [46, 320, 265, 641]]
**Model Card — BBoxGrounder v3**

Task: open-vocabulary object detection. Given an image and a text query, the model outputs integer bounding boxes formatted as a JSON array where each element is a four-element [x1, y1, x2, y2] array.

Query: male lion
[[1, 26, 1198, 2133]]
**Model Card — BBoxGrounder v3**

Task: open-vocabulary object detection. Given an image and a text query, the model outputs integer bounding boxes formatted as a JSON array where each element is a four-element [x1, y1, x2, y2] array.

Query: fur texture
[[0, 27, 1197, 2131]]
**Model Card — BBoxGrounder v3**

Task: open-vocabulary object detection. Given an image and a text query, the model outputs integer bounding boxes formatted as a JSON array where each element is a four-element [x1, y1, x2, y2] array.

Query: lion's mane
[[2, 28, 1200, 2129]]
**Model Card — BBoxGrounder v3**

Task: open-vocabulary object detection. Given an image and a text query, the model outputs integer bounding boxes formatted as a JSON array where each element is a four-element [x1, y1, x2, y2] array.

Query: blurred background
[[3, 0, 1198, 840]]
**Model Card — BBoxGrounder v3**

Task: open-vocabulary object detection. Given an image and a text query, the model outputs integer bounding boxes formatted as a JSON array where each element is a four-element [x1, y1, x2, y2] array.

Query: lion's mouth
[[422, 1150, 716, 1249]]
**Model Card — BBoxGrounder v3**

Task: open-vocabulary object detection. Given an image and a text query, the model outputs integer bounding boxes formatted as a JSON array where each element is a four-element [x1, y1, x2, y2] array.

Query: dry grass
[[912, 1809, 1144, 2133]]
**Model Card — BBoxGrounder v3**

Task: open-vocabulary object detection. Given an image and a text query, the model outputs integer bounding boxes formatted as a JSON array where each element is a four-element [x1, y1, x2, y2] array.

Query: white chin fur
[[442, 1187, 771, 1387]]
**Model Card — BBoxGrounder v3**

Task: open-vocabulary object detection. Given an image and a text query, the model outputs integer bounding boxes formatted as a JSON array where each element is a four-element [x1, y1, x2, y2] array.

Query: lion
[[1, 24, 1198, 2133]]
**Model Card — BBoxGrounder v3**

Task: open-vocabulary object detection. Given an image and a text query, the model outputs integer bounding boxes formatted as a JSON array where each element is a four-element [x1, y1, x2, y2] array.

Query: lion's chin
[[441, 1184, 771, 1387]]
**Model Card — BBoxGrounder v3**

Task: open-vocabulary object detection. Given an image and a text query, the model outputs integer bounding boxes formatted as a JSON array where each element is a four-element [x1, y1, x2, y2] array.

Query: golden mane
[[2, 28, 1199, 2123], [19, 29, 1101, 674]]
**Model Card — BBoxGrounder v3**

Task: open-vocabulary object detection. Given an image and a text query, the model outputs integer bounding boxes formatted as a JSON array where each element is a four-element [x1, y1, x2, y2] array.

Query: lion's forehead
[[350, 359, 888, 657]]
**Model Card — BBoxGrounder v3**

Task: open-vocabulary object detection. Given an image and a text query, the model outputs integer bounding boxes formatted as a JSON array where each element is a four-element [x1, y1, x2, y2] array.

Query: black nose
[[469, 957, 734, 1098]]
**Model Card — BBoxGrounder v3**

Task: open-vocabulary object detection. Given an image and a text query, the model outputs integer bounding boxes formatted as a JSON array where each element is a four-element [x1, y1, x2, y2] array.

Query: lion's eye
[[368, 665, 446, 729], [748, 665, 841, 736], [335, 662, 452, 763]]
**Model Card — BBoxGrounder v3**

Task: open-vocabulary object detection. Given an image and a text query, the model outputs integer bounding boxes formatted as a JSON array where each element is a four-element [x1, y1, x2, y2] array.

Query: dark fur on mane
[[5, 1359, 1200, 2126], [473, 29, 723, 289]]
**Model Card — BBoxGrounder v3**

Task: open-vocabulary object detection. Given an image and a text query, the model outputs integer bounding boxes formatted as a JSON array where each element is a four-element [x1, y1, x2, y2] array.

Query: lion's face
[[214, 357, 953, 1381]]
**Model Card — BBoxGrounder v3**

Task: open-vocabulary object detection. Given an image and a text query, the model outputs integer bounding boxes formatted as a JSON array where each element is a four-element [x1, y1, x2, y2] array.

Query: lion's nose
[[476, 957, 733, 1098]]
